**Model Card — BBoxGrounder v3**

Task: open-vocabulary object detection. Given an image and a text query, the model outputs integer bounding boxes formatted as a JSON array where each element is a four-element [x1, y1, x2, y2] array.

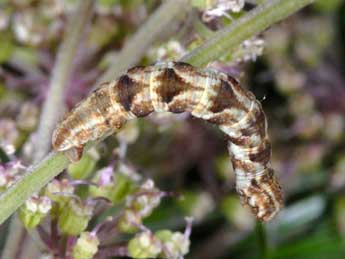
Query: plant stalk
[[256, 220, 268, 259], [181, 0, 314, 66]]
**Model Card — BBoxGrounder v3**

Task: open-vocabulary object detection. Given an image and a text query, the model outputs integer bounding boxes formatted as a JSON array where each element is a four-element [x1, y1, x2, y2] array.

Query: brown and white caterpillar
[[52, 61, 283, 221]]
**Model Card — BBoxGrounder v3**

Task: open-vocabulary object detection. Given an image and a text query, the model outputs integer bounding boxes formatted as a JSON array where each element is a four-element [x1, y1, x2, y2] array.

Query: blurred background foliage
[[0, 0, 345, 258]]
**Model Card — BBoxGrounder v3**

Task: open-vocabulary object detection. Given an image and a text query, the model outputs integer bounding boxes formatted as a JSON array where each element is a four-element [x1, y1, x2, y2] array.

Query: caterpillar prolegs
[[52, 61, 283, 221]]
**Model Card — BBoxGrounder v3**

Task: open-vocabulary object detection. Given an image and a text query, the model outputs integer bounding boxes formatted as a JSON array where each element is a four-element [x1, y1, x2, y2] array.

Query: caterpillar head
[[237, 168, 283, 222], [52, 127, 84, 163], [52, 126, 72, 151]]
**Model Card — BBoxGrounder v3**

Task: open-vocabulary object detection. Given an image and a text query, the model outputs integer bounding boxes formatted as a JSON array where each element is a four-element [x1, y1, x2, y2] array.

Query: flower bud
[[19, 195, 52, 229], [58, 199, 93, 236], [128, 231, 161, 259], [156, 230, 190, 259], [72, 232, 99, 259], [0, 160, 24, 192], [89, 167, 133, 205], [45, 178, 75, 218], [45, 179, 75, 203], [117, 209, 142, 233], [128, 179, 161, 218]]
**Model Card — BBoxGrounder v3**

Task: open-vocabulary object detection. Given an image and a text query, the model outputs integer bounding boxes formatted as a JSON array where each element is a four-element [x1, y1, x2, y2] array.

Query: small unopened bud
[[19, 195, 52, 229], [233, 37, 265, 63], [72, 232, 100, 259], [45, 178, 75, 218], [117, 209, 142, 233], [158, 231, 190, 259], [128, 179, 161, 218], [0, 160, 25, 191], [128, 231, 162, 259], [155, 220, 192, 259], [58, 199, 93, 236], [90, 167, 133, 205], [46, 179, 75, 202]]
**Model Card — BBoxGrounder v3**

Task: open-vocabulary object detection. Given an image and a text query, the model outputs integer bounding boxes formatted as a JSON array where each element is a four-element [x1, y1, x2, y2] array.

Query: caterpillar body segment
[[52, 61, 283, 221]]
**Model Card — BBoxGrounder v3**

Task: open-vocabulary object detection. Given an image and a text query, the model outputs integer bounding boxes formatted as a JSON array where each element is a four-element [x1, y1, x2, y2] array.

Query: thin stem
[[96, 245, 128, 258], [181, 0, 314, 66], [1, 216, 26, 259], [0, 152, 69, 223], [0, 0, 314, 225], [33, 0, 94, 162], [36, 225, 53, 250], [256, 220, 268, 259]]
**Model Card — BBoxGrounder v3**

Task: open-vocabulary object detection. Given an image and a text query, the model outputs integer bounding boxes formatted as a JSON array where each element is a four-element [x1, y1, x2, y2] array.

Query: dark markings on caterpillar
[[155, 68, 186, 103], [52, 61, 283, 222], [117, 74, 138, 111]]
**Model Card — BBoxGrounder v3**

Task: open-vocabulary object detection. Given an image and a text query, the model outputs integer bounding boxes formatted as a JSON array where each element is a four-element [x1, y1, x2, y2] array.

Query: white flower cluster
[[149, 40, 186, 61], [25, 194, 52, 214], [204, 0, 245, 18], [46, 178, 75, 196], [239, 37, 265, 62], [126, 179, 162, 218], [128, 218, 193, 259], [0, 161, 25, 189]]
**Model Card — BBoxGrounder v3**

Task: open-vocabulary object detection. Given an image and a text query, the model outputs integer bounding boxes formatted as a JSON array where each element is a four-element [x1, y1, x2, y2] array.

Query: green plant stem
[[0, 0, 314, 225], [1, 152, 69, 223], [256, 220, 268, 259], [33, 0, 94, 162], [181, 0, 314, 66]]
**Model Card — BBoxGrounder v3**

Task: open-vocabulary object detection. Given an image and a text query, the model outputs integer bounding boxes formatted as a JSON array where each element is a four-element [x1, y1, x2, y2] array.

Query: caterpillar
[[52, 61, 283, 221]]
